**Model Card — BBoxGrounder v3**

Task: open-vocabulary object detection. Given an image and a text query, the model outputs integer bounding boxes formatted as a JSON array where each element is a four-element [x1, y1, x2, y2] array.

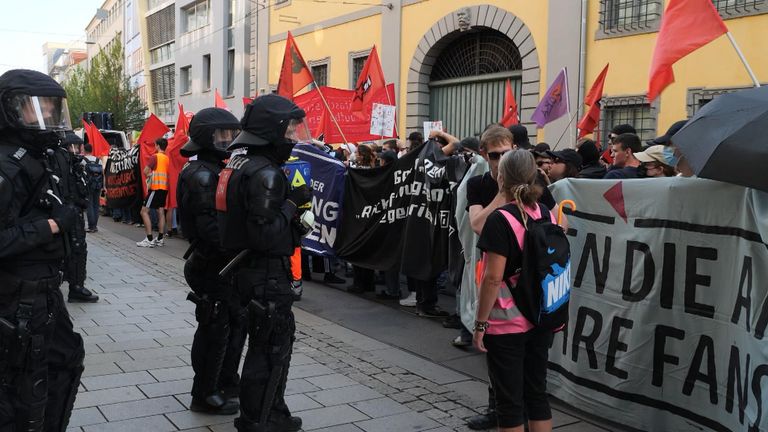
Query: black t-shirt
[[465, 172, 556, 210], [476, 203, 531, 279]]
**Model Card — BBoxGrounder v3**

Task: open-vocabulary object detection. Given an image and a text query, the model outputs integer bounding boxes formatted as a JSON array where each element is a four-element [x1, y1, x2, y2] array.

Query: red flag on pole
[[577, 64, 609, 138], [648, 0, 727, 101], [499, 79, 519, 127], [137, 114, 171, 197], [214, 89, 230, 111], [82, 120, 111, 157], [242, 96, 254, 107], [277, 32, 314, 100], [352, 45, 386, 112], [165, 104, 190, 209]]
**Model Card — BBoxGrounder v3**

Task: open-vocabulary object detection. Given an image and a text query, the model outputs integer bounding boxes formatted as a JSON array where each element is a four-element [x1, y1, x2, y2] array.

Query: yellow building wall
[[584, 0, 768, 132], [269, 1, 372, 36], [268, 14, 381, 92]]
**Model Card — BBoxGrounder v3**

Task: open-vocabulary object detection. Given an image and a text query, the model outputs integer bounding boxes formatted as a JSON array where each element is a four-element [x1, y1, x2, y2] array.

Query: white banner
[[549, 177, 768, 432]]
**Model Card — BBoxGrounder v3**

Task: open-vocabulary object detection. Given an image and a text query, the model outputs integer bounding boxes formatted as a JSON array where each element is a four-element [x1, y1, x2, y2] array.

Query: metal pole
[[552, 111, 580, 151], [726, 32, 760, 88], [314, 81, 349, 144]]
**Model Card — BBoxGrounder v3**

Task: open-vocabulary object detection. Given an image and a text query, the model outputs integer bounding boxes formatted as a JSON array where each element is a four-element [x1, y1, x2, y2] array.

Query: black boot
[[268, 415, 302, 432], [68, 286, 99, 303], [466, 410, 497, 430], [190, 392, 239, 415]]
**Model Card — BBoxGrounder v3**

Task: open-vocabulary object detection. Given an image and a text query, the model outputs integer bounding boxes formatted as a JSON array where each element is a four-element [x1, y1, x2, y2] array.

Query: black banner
[[336, 141, 465, 280], [104, 146, 141, 209]]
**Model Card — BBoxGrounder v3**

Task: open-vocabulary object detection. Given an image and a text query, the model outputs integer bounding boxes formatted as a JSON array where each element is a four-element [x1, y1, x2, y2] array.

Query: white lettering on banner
[[548, 177, 768, 432], [306, 196, 339, 246], [311, 179, 325, 193]]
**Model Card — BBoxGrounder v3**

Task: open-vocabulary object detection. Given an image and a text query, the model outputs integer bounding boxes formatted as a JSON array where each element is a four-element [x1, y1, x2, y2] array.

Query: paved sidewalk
[[66, 224, 608, 432]]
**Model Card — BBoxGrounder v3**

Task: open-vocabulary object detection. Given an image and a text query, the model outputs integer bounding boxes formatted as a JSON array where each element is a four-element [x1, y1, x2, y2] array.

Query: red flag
[[214, 89, 230, 111], [352, 45, 386, 112], [82, 120, 110, 157], [648, 0, 727, 101], [577, 64, 609, 138], [277, 32, 314, 100], [242, 96, 254, 107], [138, 114, 171, 197], [499, 79, 519, 127], [165, 104, 190, 209]]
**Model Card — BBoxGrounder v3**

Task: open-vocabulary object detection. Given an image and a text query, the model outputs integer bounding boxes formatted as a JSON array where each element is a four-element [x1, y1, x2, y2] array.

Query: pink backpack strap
[[497, 208, 526, 250]]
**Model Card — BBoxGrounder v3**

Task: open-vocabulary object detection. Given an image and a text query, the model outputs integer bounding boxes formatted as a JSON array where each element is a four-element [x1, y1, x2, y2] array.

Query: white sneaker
[[136, 238, 154, 248], [399, 292, 417, 307], [152, 238, 165, 247]]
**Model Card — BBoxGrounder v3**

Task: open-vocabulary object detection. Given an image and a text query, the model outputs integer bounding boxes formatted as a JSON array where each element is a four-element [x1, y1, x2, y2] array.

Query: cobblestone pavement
[[65, 225, 608, 432]]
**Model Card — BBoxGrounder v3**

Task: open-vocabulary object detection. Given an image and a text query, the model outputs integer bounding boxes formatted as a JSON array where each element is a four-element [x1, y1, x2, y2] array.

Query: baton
[[219, 249, 250, 278], [557, 200, 576, 226], [182, 239, 199, 260]]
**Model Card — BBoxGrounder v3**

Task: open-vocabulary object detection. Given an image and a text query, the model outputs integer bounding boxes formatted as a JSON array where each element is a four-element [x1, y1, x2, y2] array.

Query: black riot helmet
[[181, 107, 241, 158], [228, 94, 310, 152], [0, 69, 72, 137]]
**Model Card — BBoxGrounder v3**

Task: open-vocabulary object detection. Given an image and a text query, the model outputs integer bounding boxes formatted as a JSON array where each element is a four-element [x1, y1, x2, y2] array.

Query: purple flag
[[531, 67, 570, 128]]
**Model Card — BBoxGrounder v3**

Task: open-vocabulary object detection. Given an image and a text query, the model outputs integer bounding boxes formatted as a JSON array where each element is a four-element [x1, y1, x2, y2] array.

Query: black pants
[[234, 260, 295, 431], [63, 212, 87, 289], [184, 252, 245, 400], [0, 275, 84, 432], [352, 266, 375, 291], [484, 328, 554, 428], [407, 277, 438, 310]]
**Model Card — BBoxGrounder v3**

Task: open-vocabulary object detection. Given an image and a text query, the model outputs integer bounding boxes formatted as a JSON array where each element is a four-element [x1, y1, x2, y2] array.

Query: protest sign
[[291, 144, 346, 257], [336, 141, 465, 279], [549, 177, 768, 432], [370, 103, 396, 137], [104, 146, 141, 209], [423, 121, 443, 141]]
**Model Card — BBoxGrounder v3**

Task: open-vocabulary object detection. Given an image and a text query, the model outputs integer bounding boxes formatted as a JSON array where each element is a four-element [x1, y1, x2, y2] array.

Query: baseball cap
[[634, 145, 680, 167], [547, 149, 583, 169], [649, 120, 687, 145], [576, 140, 600, 164]]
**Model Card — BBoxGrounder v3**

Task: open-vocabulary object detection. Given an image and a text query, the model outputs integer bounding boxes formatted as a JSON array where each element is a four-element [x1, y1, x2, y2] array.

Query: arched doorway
[[406, 5, 540, 141], [429, 28, 522, 139]]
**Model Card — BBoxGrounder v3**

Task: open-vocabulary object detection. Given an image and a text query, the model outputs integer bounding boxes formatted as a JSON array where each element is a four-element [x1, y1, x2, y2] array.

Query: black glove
[[51, 203, 78, 233], [287, 184, 312, 208]]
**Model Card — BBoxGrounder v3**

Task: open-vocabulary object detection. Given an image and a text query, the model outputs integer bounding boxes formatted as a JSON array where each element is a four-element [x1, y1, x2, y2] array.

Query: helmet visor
[[285, 118, 312, 144], [212, 128, 241, 151], [5, 95, 72, 131]]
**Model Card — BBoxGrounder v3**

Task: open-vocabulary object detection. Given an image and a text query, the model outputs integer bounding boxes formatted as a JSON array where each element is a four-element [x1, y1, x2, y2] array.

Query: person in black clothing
[[0, 69, 85, 431], [218, 94, 312, 432], [59, 131, 99, 302], [177, 107, 244, 414], [546, 149, 583, 182], [508, 124, 532, 150], [603, 133, 642, 179], [464, 126, 557, 431], [577, 139, 606, 179]]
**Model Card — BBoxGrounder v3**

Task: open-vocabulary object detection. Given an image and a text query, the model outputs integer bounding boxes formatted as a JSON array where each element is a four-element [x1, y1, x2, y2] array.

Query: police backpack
[[499, 204, 571, 330]]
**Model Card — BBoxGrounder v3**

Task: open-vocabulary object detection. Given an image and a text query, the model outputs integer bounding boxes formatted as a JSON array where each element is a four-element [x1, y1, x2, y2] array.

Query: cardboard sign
[[423, 121, 443, 141], [370, 103, 396, 137]]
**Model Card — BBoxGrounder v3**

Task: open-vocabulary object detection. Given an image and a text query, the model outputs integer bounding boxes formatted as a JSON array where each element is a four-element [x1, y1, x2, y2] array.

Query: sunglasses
[[487, 150, 508, 161], [536, 160, 551, 167]]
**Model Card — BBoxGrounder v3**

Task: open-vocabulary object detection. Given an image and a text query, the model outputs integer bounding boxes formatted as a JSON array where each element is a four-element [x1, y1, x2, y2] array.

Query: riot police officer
[[177, 107, 244, 414], [59, 131, 99, 303], [0, 69, 85, 431], [218, 94, 312, 432]]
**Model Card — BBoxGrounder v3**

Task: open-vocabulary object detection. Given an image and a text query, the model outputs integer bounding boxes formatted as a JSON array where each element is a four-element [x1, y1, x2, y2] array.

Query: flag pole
[[726, 32, 760, 88], [313, 81, 349, 144], [552, 111, 580, 150]]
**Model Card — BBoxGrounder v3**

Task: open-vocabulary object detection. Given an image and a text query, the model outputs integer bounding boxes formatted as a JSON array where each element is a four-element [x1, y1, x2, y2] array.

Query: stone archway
[[406, 5, 541, 141]]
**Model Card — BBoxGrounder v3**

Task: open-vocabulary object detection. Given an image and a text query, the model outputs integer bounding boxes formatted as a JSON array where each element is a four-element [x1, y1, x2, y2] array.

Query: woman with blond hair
[[473, 149, 557, 432]]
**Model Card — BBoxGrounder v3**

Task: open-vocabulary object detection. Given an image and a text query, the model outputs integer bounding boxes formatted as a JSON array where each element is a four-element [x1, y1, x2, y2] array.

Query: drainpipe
[[577, 0, 588, 123]]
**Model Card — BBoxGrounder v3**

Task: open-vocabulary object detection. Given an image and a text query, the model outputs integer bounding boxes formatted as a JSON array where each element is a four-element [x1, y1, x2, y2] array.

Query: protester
[[83, 143, 104, 232], [407, 131, 423, 150], [532, 143, 552, 177], [547, 149, 583, 182], [473, 149, 556, 432], [604, 133, 642, 179], [647, 120, 687, 147], [352, 143, 377, 168], [136, 137, 169, 247], [576, 140, 606, 179], [635, 145, 678, 177], [508, 124, 531, 150], [379, 149, 397, 167]]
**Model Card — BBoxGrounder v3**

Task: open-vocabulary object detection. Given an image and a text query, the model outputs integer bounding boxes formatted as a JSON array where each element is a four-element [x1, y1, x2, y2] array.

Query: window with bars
[[311, 63, 328, 88], [147, 5, 175, 48], [686, 86, 759, 117], [712, 0, 768, 17], [599, 0, 661, 34], [351, 56, 367, 88], [430, 29, 522, 82], [600, 96, 656, 148]]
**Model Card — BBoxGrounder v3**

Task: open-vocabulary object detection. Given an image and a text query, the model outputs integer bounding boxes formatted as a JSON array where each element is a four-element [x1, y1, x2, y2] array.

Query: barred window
[[311, 63, 328, 88], [150, 64, 175, 103], [600, 0, 661, 33], [352, 56, 367, 87], [712, 0, 768, 17], [147, 5, 175, 48], [601, 96, 656, 148], [686, 86, 762, 117]]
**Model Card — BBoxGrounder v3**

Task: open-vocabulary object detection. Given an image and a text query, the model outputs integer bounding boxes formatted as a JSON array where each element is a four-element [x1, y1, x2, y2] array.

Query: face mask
[[275, 142, 296, 163]]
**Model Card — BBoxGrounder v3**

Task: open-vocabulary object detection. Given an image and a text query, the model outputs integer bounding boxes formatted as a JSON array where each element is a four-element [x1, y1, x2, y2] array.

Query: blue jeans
[[86, 189, 100, 229]]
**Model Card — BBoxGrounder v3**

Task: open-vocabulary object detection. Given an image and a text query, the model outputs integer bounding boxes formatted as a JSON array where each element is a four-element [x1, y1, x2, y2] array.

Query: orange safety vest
[[150, 153, 169, 190]]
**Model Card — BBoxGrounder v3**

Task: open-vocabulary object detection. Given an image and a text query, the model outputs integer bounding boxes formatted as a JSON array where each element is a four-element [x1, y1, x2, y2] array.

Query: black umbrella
[[672, 85, 768, 192]]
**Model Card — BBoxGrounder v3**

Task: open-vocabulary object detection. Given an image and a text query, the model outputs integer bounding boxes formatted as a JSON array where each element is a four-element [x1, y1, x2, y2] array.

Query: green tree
[[64, 40, 146, 132]]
